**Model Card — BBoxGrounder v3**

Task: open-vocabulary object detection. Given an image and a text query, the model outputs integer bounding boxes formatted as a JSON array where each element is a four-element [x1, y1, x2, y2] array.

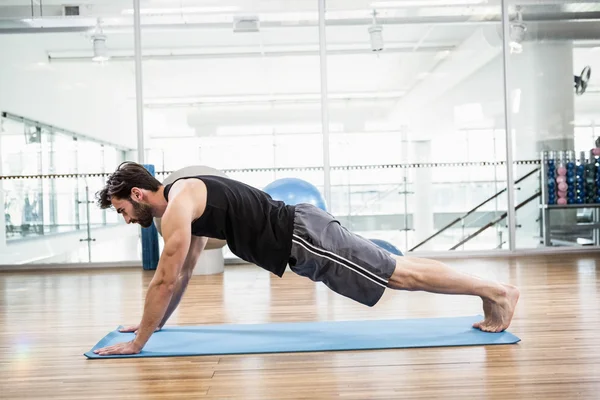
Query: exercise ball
[[264, 177, 327, 211], [369, 238, 403, 256], [154, 165, 227, 251]]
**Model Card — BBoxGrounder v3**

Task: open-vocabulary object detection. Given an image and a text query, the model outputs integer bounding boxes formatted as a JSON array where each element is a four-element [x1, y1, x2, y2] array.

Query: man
[[93, 162, 519, 356]]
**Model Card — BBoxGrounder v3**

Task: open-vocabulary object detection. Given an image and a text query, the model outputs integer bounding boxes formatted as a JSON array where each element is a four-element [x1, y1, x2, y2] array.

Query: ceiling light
[[91, 19, 110, 62], [144, 91, 406, 107], [369, 25, 384, 52], [509, 41, 523, 54], [509, 7, 527, 54], [370, 0, 487, 7], [234, 15, 260, 33], [434, 50, 451, 60], [92, 35, 109, 62], [368, 10, 384, 52]]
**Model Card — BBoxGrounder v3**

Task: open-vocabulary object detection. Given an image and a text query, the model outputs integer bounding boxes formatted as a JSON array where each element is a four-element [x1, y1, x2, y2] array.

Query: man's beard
[[131, 200, 154, 228]]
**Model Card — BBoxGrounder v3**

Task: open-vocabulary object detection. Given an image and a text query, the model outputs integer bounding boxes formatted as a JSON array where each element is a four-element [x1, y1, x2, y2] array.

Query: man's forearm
[[133, 236, 202, 348], [157, 239, 204, 328], [133, 276, 176, 348], [158, 272, 192, 328]]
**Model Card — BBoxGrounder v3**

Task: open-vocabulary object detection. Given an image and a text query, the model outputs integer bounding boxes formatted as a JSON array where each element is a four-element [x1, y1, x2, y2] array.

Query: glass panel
[[0, 6, 137, 264], [325, 2, 506, 253], [3, 1, 597, 263], [1, 120, 44, 241], [0, 117, 135, 264], [140, 2, 321, 261], [505, 1, 600, 249]]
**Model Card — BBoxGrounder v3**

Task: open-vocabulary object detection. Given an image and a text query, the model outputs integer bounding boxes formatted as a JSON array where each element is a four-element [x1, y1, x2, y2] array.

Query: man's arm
[[95, 202, 194, 356], [117, 236, 208, 335], [157, 235, 208, 329], [131, 188, 198, 350]]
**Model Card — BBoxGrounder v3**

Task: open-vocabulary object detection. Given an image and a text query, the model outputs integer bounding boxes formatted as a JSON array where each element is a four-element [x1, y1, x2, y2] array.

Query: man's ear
[[131, 187, 143, 202]]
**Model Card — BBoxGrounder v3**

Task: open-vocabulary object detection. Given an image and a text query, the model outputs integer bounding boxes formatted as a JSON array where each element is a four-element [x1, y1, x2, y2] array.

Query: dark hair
[[96, 161, 162, 209]]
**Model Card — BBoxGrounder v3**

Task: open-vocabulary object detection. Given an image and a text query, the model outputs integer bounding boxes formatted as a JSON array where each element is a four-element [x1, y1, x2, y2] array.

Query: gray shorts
[[288, 203, 398, 307]]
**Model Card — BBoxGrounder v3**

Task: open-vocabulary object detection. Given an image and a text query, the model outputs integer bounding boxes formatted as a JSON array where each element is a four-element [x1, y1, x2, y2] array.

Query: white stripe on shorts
[[292, 234, 389, 288]]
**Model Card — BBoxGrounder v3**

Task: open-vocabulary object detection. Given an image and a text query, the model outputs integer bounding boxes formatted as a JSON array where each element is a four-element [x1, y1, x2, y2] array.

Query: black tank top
[[163, 175, 295, 277]]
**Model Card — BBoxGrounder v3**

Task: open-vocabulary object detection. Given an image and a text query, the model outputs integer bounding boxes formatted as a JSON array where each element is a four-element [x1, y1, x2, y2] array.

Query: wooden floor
[[1, 253, 600, 399]]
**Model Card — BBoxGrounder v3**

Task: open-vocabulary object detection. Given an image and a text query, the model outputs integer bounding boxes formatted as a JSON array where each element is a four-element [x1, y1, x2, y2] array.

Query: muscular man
[[93, 162, 519, 356]]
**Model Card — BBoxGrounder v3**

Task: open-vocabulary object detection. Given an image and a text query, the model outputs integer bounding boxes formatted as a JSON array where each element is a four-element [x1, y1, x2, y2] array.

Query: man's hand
[[93, 340, 142, 356]]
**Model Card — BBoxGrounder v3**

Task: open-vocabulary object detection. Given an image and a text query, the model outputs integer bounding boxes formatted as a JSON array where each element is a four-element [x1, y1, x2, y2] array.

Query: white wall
[[573, 47, 600, 126], [0, 20, 469, 151], [395, 40, 599, 140], [0, 33, 137, 149], [419, 54, 505, 134]]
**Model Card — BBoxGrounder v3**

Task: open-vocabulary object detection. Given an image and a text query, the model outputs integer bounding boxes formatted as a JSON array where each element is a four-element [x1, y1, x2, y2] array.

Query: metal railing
[[449, 191, 541, 250], [409, 167, 541, 251]]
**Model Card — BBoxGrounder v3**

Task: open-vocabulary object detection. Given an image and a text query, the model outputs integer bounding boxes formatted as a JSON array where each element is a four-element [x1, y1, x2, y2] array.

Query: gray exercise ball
[[154, 165, 227, 251]]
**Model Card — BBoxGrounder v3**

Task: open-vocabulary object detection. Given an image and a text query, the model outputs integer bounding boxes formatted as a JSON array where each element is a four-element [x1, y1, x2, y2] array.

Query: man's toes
[[473, 319, 493, 330], [485, 324, 506, 333]]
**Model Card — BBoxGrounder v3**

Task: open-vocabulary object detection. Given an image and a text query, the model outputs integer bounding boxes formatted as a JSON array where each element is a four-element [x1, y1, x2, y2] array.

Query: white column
[[511, 42, 575, 153], [0, 132, 6, 250], [133, 0, 145, 164], [510, 42, 575, 244], [412, 140, 434, 251], [388, 27, 501, 126], [318, 0, 331, 208], [501, 0, 517, 251], [0, 187, 5, 250]]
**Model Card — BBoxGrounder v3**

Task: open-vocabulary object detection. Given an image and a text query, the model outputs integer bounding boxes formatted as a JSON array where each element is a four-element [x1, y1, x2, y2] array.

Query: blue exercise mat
[[84, 315, 520, 359]]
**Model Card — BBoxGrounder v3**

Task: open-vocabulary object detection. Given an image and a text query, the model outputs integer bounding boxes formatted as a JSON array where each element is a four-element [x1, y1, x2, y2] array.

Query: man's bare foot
[[473, 284, 520, 333]]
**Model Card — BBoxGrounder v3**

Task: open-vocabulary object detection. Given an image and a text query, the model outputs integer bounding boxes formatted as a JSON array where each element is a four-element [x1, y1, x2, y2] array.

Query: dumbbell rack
[[540, 150, 600, 247]]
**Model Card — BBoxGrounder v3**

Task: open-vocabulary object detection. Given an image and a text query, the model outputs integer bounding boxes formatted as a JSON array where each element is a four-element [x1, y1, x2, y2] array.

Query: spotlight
[[91, 19, 110, 62], [368, 9, 384, 52], [509, 7, 526, 54], [369, 25, 384, 52]]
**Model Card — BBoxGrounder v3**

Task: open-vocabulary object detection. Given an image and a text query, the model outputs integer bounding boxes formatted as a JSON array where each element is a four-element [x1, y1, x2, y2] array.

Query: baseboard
[[0, 261, 141, 272], [2, 245, 599, 273]]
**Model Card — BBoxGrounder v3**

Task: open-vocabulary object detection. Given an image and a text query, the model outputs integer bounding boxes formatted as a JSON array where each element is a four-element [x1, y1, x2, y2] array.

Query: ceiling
[[1, 0, 600, 33]]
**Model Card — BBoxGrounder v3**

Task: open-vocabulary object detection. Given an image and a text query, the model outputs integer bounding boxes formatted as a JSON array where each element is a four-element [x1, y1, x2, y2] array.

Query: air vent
[[63, 5, 80, 16], [233, 15, 259, 33]]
